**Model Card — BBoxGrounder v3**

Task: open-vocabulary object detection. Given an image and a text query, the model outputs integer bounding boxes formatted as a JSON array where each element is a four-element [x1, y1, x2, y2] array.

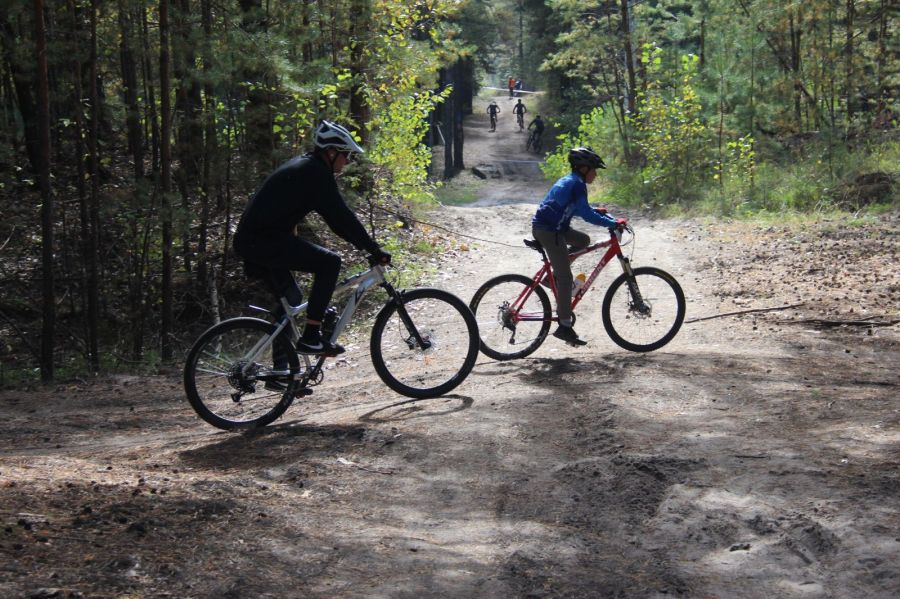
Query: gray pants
[[532, 227, 590, 327]]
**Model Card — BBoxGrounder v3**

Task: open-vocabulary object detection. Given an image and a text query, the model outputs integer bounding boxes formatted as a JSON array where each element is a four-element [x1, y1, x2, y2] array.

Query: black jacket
[[235, 153, 379, 254]]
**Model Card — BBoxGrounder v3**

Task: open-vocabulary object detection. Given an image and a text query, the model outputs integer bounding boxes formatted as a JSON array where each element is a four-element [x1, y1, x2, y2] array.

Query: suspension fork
[[382, 282, 432, 350], [618, 255, 646, 307]]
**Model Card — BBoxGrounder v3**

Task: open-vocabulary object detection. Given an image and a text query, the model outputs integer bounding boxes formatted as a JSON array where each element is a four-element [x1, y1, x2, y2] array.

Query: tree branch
[[685, 303, 806, 323]]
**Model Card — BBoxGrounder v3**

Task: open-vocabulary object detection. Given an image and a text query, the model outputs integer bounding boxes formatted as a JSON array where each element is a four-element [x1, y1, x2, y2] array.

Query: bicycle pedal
[[293, 387, 313, 398]]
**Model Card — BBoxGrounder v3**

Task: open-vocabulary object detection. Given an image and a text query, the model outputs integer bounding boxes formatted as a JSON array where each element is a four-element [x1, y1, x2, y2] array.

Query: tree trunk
[[198, 0, 217, 293], [174, 0, 203, 277], [119, 1, 143, 181], [238, 0, 274, 174], [1, 13, 40, 175], [349, 0, 371, 142], [874, 0, 887, 123], [86, 0, 100, 372], [789, 8, 803, 128], [141, 1, 160, 174], [700, 16, 706, 69], [160, 0, 174, 362], [34, 0, 55, 381], [845, 0, 855, 128], [620, 0, 637, 117], [452, 60, 464, 170], [441, 67, 453, 179], [120, 0, 148, 361]]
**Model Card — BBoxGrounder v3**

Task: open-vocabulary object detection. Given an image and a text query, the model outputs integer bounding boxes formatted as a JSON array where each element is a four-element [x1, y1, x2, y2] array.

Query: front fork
[[619, 256, 650, 314], [382, 283, 432, 350]]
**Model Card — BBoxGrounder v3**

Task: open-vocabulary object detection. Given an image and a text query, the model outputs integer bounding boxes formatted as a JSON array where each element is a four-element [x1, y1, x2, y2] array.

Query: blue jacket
[[532, 172, 617, 232]]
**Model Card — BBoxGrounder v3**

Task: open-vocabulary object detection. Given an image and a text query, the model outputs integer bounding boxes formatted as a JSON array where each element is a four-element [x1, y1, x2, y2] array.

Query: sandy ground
[[1, 94, 898, 598]]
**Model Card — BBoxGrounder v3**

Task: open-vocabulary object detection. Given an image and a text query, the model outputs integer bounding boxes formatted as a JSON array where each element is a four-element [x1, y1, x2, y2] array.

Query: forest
[[0, 0, 895, 383]]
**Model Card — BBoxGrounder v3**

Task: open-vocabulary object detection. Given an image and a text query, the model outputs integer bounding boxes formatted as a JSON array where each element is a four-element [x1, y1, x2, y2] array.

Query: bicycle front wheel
[[470, 274, 552, 360], [601, 266, 685, 352], [370, 288, 479, 399], [183, 317, 300, 430]]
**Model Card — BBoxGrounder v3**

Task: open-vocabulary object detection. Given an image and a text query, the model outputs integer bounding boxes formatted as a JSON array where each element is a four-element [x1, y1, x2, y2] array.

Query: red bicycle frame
[[513, 231, 627, 324]]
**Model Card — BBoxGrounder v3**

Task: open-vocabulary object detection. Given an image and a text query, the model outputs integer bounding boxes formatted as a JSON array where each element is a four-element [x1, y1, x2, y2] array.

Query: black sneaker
[[552, 325, 587, 346], [296, 333, 345, 355]]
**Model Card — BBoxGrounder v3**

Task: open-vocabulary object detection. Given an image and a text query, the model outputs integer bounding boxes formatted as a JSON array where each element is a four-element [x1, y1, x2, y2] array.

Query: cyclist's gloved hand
[[370, 249, 392, 265], [616, 218, 628, 227]]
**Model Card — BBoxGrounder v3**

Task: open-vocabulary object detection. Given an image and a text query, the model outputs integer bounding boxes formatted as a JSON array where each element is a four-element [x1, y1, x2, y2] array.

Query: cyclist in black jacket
[[234, 120, 391, 355]]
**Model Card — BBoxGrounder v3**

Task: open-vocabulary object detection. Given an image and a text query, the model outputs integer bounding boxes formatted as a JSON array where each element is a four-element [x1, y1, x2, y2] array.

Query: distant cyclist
[[513, 99, 527, 131], [487, 101, 501, 132], [234, 120, 391, 356], [527, 115, 545, 151]]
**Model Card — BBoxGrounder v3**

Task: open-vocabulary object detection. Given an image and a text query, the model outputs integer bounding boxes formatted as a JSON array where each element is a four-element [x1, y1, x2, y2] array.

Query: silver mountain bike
[[183, 261, 480, 430]]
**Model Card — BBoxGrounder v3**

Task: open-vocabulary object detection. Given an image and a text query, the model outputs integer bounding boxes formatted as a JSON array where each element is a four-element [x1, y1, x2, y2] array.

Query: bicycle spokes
[[602, 267, 685, 353], [370, 289, 479, 398]]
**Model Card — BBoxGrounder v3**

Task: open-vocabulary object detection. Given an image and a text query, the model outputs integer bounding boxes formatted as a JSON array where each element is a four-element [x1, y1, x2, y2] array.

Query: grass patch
[[433, 176, 482, 206]]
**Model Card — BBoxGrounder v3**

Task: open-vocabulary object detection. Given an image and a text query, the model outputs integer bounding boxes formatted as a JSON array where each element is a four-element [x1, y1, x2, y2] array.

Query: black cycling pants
[[235, 234, 340, 322]]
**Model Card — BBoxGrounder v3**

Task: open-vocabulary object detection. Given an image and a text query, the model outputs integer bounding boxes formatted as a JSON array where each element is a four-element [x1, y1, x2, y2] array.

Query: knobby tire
[[470, 274, 552, 360], [601, 266, 685, 352], [370, 288, 479, 398], [184, 317, 299, 430]]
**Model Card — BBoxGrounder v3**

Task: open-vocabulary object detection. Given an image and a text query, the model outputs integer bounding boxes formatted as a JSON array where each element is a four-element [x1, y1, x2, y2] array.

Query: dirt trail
[[1, 93, 898, 598]]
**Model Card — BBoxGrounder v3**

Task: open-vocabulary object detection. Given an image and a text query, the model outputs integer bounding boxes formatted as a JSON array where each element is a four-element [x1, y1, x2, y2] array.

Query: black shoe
[[296, 333, 345, 355], [553, 325, 587, 346]]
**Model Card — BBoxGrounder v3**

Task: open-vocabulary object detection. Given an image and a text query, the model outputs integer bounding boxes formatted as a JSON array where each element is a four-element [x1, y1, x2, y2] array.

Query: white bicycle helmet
[[314, 120, 364, 154]]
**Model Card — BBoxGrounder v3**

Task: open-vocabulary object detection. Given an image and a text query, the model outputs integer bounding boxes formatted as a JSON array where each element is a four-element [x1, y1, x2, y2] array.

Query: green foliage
[[541, 106, 620, 179], [369, 89, 451, 204], [530, 0, 897, 217], [629, 47, 709, 204], [692, 139, 899, 217]]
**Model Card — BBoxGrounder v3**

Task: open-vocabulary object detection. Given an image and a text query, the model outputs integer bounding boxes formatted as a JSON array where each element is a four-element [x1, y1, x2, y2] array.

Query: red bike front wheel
[[602, 266, 686, 352]]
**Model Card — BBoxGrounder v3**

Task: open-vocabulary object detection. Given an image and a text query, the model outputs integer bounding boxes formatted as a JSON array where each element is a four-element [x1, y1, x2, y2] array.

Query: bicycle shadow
[[179, 421, 368, 470], [179, 395, 474, 470], [358, 394, 474, 424]]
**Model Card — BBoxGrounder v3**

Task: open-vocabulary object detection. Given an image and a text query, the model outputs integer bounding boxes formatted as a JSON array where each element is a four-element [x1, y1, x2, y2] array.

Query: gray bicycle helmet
[[568, 146, 606, 169], [314, 120, 364, 154]]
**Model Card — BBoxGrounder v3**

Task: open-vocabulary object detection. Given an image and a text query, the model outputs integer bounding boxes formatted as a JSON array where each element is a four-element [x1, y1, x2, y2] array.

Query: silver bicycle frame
[[240, 265, 386, 375]]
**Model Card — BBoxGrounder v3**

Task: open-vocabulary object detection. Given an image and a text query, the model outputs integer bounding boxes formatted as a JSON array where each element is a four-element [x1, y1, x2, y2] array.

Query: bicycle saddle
[[523, 238, 578, 256]]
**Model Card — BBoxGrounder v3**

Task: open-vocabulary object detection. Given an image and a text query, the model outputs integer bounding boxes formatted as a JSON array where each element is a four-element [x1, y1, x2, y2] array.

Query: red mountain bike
[[469, 221, 685, 360]]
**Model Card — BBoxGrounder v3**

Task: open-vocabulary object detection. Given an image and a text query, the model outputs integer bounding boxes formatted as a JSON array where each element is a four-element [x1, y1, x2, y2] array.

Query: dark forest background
[[1, 0, 895, 383]]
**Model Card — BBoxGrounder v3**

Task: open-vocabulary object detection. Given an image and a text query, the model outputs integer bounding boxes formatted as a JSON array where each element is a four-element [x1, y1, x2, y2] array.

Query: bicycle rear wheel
[[470, 274, 552, 360], [183, 317, 300, 430], [370, 288, 479, 398], [601, 267, 685, 352]]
